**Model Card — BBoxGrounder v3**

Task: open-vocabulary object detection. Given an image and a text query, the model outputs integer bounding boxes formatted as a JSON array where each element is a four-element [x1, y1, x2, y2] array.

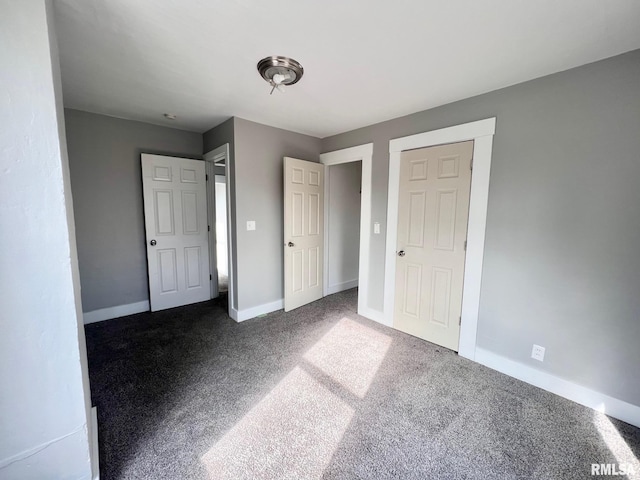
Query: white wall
[[327, 161, 362, 294], [0, 1, 93, 478]]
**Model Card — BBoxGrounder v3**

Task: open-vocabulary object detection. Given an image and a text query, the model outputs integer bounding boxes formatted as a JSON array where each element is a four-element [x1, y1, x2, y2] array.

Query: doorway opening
[[324, 161, 362, 296], [214, 175, 228, 293], [204, 144, 235, 318], [319, 143, 375, 320], [384, 118, 496, 360]]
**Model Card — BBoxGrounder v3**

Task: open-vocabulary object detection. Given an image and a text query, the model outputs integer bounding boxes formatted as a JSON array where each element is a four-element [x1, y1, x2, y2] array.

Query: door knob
[[150, 239, 157, 246], [287, 242, 295, 247], [397, 250, 405, 257]]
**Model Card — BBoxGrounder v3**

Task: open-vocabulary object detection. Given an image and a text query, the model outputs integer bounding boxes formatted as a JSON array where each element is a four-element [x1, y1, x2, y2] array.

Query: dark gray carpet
[[85, 289, 640, 479]]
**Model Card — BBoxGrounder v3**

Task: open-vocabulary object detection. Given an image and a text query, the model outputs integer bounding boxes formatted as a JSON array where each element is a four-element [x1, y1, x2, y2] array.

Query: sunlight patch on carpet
[[303, 317, 392, 398], [594, 410, 640, 479], [201, 365, 354, 479]]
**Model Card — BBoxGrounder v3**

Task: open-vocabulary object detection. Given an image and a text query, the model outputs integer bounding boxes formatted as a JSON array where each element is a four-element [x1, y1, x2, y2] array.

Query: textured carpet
[[85, 289, 640, 479]]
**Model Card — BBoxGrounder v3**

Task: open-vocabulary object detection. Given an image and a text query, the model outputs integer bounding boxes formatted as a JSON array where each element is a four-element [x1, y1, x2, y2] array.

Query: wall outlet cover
[[247, 221, 256, 231], [531, 344, 545, 362], [374, 222, 381, 234]]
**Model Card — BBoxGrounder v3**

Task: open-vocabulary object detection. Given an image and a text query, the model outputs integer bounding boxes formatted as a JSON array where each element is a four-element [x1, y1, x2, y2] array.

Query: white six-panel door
[[394, 141, 473, 351], [142, 154, 210, 312], [284, 157, 324, 312]]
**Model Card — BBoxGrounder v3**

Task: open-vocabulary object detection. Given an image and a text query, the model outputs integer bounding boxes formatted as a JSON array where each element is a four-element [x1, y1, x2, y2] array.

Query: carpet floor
[[85, 289, 640, 479]]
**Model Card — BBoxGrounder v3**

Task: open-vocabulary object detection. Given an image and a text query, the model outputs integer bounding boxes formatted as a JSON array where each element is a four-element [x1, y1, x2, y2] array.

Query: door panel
[[394, 141, 473, 351], [154, 190, 174, 235], [284, 157, 324, 312], [181, 191, 199, 234], [142, 154, 210, 311], [292, 192, 304, 237], [402, 264, 422, 318], [308, 193, 320, 235], [435, 189, 457, 250], [158, 249, 177, 293], [184, 246, 202, 289]]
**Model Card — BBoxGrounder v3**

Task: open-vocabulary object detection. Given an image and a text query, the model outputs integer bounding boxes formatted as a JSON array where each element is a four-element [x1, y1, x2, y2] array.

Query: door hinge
[[206, 174, 209, 181], [459, 316, 462, 326], [464, 240, 467, 251], [470, 159, 473, 171], [210, 274, 212, 280], [208, 225, 211, 231]]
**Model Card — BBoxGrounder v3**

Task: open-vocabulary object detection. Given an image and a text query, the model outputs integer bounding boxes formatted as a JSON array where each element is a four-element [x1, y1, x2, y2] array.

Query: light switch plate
[[246, 221, 256, 231], [374, 222, 381, 234]]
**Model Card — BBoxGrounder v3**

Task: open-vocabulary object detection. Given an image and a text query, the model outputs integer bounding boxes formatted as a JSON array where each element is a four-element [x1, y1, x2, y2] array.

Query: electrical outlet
[[246, 220, 256, 231], [374, 222, 381, 234], [531, 344, 545, 362]]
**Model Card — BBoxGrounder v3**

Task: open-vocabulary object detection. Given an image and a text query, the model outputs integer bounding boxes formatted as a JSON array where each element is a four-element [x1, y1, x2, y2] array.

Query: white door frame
[[205, 160, 219, 300], [384, 118, 496, 360], [319, 143, 373, 319], [204, 143, 236, 318]]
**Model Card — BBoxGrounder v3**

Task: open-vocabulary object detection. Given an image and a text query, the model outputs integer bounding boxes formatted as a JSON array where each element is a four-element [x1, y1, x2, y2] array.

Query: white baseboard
[[90, 407, 100, 480], [0, 422, 90, 476], [229, 307, 239, 322], [475, 347, 640, 428], [234, 299, 284, 322], [83, 301, 149, 324], [358, 307, 390, 327], [326, 279, 358, 296]]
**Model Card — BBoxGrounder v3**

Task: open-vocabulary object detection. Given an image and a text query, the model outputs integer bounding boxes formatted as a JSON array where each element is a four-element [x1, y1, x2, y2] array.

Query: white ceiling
[[54, 0, 640, 138]]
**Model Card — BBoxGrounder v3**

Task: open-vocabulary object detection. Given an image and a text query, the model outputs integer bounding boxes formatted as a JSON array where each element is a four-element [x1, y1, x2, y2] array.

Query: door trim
[[204, 143, 236, 319], [205, 160, 219, 300], [384, 118, 496, 360], [319, 143, 373, 318]]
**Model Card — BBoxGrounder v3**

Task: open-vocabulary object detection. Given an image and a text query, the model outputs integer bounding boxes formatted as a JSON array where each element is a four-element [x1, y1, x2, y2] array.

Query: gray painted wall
[[322, 49, 640, 405], [233, 118, 322, 310], [327, 161, 362, 291], [65, 109, 203, 313]]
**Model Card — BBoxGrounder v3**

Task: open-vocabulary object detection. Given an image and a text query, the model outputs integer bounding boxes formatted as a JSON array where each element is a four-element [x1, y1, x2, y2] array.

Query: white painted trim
[[204, 144, 235, 319], [0, 422, 89, 471], [388, 118, 496, 153], [205, 159, 219, 300], [475, 348, 640, 428], [385, 118, 496, 360], [205, 144, 227, 164], [235, 299, 284, 322], [83, 300, 149, 324], [90, 407, 100, 480], [320, 143, 374, 166], [320, 143, 373, 319], [326, 279, 359, 296]]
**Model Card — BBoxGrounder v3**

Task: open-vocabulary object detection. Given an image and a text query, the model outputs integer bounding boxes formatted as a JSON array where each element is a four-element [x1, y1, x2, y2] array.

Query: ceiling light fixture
[[257, 56, 304, 95]]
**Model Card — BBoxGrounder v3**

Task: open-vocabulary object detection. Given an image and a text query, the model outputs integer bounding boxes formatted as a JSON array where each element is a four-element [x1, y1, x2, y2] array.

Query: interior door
[[284, 157, 324, 312], [394, 141, 473, 351], [142, 154, 211, 312]]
